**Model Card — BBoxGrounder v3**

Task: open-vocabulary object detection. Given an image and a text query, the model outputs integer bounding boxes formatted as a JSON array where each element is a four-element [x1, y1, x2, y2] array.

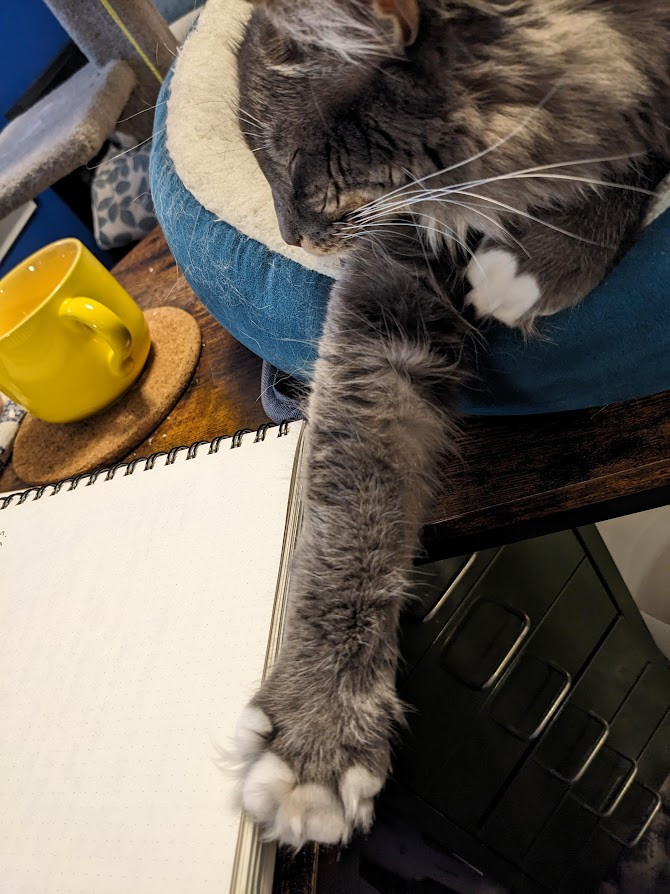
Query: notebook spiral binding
[[0, 421, 293, 511]]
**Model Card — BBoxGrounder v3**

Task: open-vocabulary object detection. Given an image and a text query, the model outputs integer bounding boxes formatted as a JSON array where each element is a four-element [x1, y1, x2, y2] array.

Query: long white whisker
[[403, 168, 653, 206], [118, 96, 241, 125], [86, 129, 161, 169], [454, 191, 606, 245], [364, 171, 649, 223], [237, 107, 265, 127], [343, 199, 530, 257], [427, 201, 531, 258], [495, 172, 654, 194], [117, 99, 168, 123], [238, 120, 263, 133], [340, 220, 411, 240], [352, 83, 565, 216], [410, 214, 482, 268], [346, 217, 479, 268], [397, 163, 531, 258], [353, 153, 645, 223]]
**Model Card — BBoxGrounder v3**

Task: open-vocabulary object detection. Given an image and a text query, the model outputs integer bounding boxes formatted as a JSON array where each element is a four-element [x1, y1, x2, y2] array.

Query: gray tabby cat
[[232, 0, 670, 847]]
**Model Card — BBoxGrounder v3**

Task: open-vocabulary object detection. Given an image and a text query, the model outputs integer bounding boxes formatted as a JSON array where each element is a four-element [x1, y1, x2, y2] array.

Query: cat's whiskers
[[342, 216, 480, 269], [237, 106, 265, 128], [86, 128, 163, 169], [352, 153, 648, 224], [498, 172, 655, 194], [351, 82, 566, 218], [350, 158, 657, 249], [398, 165, 531, 258], [344, 195, 530, 258], [453, 190, 606, 246], [117, 98, 168, 124], [411, 212, 478, 264], [114, 97, 263, 128], [238, 120, 264, 136], [433, 198, 531, 257], [355, 188, 601, 247], [239, 120, 263, 132], [391, 169, 654, 213]]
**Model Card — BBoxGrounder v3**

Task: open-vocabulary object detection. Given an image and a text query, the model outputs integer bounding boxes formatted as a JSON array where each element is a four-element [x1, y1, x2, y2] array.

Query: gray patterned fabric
[[260, 361, 304, 423], [91, 135, 157, 250]]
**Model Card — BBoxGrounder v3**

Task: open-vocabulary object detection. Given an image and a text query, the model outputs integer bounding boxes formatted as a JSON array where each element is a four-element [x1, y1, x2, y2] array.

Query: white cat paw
[[465, 248, 541, 326], [235, 707, 383, 846], [242, 753, 347, 847]]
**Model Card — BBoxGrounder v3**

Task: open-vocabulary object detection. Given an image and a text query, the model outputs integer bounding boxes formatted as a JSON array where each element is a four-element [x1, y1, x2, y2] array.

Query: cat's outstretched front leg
[[235, 248, 467, 847]]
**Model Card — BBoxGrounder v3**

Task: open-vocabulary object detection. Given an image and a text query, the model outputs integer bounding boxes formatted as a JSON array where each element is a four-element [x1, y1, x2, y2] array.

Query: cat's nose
[[273, 199, 303, 246], [278, 219, 302, 247]]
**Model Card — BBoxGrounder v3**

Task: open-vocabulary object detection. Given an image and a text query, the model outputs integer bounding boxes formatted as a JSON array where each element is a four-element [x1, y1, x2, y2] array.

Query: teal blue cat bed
[[149, 0, 670, 416]]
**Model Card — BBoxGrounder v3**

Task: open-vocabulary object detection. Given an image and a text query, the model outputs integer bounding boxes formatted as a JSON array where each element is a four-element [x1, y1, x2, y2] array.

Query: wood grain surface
[[2, 227, 669, 550], [426, 389, 670, 554]]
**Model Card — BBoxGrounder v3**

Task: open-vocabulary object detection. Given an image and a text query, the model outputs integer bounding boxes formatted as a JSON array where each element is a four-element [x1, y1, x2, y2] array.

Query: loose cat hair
[[232, 0, 670, 858]]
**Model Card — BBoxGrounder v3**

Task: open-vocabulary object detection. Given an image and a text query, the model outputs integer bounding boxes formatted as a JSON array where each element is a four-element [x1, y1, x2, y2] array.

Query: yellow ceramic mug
[[0, 239, 150, 423]]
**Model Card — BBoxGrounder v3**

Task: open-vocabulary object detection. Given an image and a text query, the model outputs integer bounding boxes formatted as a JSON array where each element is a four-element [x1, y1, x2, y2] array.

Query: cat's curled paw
[[233, 680, 392, 848], [465, 247, 541, 327]]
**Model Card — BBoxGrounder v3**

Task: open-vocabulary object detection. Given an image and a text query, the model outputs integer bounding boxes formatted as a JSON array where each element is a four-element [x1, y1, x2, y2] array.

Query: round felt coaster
[[13, 307, 202, 485]]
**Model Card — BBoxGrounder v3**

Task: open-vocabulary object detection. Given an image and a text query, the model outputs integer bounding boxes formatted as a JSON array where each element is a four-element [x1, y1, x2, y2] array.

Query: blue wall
[[0, 1, 70, 119], [0, 1, 115, 274]]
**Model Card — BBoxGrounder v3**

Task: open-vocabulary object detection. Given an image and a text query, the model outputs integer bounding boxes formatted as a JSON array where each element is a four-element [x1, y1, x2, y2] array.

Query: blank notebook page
[[0, 423, 302, 894]]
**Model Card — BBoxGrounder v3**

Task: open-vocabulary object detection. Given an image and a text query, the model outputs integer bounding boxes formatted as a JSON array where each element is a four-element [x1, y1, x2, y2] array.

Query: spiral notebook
[[0, 421, 305, 894]]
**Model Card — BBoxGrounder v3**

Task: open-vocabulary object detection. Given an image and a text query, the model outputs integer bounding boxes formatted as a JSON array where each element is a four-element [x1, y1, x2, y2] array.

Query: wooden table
[[2, 226, 669, 554], [1, 228, 668, 892]]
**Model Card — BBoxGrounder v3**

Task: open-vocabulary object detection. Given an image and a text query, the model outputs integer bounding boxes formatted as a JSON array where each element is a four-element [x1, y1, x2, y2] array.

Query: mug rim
[[0, 238, 83, 342]]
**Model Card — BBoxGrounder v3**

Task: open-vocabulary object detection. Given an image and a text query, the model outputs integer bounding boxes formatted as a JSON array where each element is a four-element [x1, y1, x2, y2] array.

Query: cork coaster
[[13, 307, 201, 485]]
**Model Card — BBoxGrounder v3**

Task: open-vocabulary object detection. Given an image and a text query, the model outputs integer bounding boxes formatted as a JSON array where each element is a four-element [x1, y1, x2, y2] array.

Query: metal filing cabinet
[[387, 527, 670, 893]]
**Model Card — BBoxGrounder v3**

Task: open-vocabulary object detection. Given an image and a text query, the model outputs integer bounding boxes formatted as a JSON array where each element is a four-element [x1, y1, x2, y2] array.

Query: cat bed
[[150, 0, 670, 416]]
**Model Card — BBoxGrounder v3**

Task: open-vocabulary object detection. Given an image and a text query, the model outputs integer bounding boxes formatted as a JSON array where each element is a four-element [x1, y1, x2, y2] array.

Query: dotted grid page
[[0, 423, 303, 894]]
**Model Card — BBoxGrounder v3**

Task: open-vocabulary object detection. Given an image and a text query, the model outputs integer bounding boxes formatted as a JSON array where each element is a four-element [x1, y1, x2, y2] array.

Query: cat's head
[[236, 0, 451, 254], [237, 1, 670, 257]]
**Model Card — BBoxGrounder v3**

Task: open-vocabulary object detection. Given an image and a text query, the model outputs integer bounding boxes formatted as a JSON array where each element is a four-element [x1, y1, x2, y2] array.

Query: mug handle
[[59, 298, 134, 376]]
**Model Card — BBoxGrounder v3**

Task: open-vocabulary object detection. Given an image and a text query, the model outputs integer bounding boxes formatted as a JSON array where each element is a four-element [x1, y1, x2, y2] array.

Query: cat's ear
[[251, 0, 420, 57], [374, 0, 420, 47]]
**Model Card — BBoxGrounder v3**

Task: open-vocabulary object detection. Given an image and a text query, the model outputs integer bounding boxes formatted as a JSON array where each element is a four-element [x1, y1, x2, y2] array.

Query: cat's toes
[[465, 248, 541, 326], [242, 752, 348, 847], [234, 706, 384, 847], [339, 765, 383, 831]]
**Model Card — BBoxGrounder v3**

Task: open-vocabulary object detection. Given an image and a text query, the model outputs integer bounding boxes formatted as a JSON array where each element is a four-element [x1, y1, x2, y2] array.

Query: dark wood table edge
[[422, 481, 670, 559]]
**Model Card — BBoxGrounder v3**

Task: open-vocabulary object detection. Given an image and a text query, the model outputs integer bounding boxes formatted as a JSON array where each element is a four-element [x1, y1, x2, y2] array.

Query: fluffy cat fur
[[231, 0, 670, 852]]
